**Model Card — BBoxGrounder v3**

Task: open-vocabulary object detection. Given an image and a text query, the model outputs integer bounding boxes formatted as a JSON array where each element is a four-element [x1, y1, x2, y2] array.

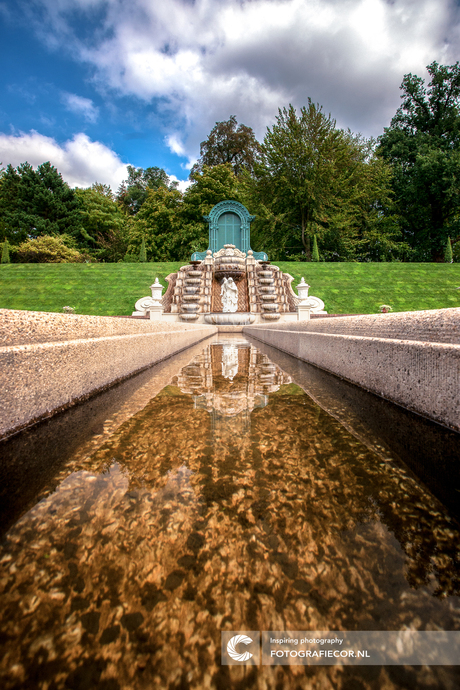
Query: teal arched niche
[[191, 200, 267, 261]]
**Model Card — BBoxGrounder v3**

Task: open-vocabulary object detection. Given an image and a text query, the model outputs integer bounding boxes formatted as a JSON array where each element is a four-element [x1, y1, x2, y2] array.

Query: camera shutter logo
[[227, 634, 254, 662]]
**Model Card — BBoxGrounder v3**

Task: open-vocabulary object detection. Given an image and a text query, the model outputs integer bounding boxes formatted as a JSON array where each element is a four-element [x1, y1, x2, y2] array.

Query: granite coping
[[243, 318, 460, 431], [0, 309, 209, 347], [0, 309, 217, 439], [246, 308, 460, 344]]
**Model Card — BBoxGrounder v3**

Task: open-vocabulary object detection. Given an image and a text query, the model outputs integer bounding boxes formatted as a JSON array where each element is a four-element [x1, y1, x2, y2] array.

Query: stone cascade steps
[[257, 268, 280, 321], [180, 270, 203, 321]]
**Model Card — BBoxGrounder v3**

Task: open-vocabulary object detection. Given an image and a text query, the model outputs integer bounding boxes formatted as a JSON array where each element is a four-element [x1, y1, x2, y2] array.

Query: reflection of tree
[[0, 343, 459, 690]]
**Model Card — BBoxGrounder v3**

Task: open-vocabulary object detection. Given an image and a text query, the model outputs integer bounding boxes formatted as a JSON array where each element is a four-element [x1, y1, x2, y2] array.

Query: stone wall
[[0, 309, 217, 439], [244, 308, 460, 431]]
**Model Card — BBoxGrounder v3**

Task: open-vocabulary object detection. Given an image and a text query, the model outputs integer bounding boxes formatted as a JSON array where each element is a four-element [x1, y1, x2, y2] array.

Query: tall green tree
[[1, 239, 10, 264], [184, 164, 242, 218], [0, 162, 83, 246], [117, 166, 177, 215], [126, 186, 183, 261], [312, 235, 320, 261], [75, 185, 128, 261], [378, 61, 460, 260], [190, 116, 261, 177], [126, 164, 245, 262], [139, 235, 147, 262], [177, 164, 244, 257], [91, 182, 114, 200], [247, 102, 401, 261]]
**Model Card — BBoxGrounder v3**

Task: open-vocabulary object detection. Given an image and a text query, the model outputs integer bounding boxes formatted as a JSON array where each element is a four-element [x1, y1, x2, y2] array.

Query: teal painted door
[[217, 212, 241, 250]]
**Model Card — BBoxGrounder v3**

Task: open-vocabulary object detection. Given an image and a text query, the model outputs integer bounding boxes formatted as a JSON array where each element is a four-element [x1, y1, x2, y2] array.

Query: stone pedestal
[[149, 305, 163, 320], [297, 305, 311, 321]]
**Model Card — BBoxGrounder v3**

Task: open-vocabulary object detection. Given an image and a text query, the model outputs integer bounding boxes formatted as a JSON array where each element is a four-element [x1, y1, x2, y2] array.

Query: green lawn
[[276, 262, 460, 314], [0, 262, 459, 316], [0, 263, 182, 316]]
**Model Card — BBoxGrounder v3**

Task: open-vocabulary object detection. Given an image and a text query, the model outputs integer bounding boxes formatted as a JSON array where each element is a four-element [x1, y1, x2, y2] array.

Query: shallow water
[[1, 337, 459, 690]]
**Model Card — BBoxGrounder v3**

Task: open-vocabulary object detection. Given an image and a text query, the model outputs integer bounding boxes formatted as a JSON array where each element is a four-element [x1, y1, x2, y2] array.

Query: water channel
[[1, 335, 459, 690]]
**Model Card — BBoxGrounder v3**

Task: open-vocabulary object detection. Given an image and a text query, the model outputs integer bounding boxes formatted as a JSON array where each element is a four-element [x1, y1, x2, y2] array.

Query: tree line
[[1, 61, 459, 264]]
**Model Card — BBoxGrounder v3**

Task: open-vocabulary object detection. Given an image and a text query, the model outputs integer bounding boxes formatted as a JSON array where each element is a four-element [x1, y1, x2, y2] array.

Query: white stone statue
[[221, 277, 238, 313]]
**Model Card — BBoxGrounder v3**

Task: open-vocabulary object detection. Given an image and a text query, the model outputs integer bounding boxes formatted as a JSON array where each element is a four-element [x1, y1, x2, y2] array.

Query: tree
[[1, 239, 10, 264], [126, 186, 184, 261], [91, 182, 114, 200], [247, 102, 401, 261], [312, 235, 320, 261], [75, 186, 128, 261], [117, 166, 177, 215], [445, 237, 453, 262], [191, 116, 261, 177], [139, 235, 147, 262], [125, 164, 246, 262], [180, 164, 247, 257], [378, 61, 460, 260], [0, 162, 83, 246], [184, 164, 242, 219]]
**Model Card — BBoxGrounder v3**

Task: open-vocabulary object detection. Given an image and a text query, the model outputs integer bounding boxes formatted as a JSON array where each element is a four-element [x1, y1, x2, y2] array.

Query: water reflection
[[177, 340, 290, 439], [0, 338, 459, 690]]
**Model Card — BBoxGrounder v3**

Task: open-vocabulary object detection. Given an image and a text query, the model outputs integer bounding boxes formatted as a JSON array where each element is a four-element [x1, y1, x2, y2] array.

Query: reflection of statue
[[222, 345, 239, 380], [221, 278, 238, 313]]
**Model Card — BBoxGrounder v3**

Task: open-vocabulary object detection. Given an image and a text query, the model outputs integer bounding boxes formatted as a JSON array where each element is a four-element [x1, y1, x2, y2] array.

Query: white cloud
[[166, 133, 186, 157], [169, 174, 190, 193], [0, 130, 128, 190], [61, 92, 99, 123], [24, 0, 460, 163]]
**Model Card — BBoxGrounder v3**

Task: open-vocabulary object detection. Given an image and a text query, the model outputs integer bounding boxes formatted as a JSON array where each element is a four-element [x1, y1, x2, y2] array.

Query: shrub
[[15, 235, 85, 263], [139, 235, 147, 262], [1, 240, 10, 264], [312, 235, 320, 262], [379, 304, 393, 313], [444, 237, 453, 263]]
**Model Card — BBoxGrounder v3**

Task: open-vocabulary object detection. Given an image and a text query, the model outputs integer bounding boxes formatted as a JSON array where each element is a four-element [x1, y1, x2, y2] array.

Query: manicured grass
[[0, 262, 459, 316], [0, 263, 182, 316], [277, 262, 460, 314]]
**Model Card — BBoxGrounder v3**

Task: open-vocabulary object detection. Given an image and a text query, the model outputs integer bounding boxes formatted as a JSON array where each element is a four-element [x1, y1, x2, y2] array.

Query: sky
[[1, 0, 460, 192]]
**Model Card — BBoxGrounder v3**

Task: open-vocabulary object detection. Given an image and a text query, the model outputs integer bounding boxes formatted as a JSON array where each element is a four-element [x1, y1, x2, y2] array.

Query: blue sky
[[1, 0, 460, 191]]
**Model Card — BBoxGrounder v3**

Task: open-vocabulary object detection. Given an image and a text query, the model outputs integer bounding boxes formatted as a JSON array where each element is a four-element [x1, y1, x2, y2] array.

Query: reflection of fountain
[[174, 340, 292, 441], [3, 333, 460, 690], [221, 345, 239, 380]]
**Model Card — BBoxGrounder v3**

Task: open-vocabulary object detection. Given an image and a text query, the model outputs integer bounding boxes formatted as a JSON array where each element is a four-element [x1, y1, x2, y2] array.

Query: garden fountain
[[132, 200, 326, 324]]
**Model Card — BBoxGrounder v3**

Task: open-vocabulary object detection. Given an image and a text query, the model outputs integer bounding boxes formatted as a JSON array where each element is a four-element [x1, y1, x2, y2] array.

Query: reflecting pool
[[1, 337, 459, 690]]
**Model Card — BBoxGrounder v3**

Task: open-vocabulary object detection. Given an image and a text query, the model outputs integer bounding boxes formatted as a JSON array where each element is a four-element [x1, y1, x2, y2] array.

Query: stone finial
[[150, 278, 164, 303], [296, 277, 311, 302]]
